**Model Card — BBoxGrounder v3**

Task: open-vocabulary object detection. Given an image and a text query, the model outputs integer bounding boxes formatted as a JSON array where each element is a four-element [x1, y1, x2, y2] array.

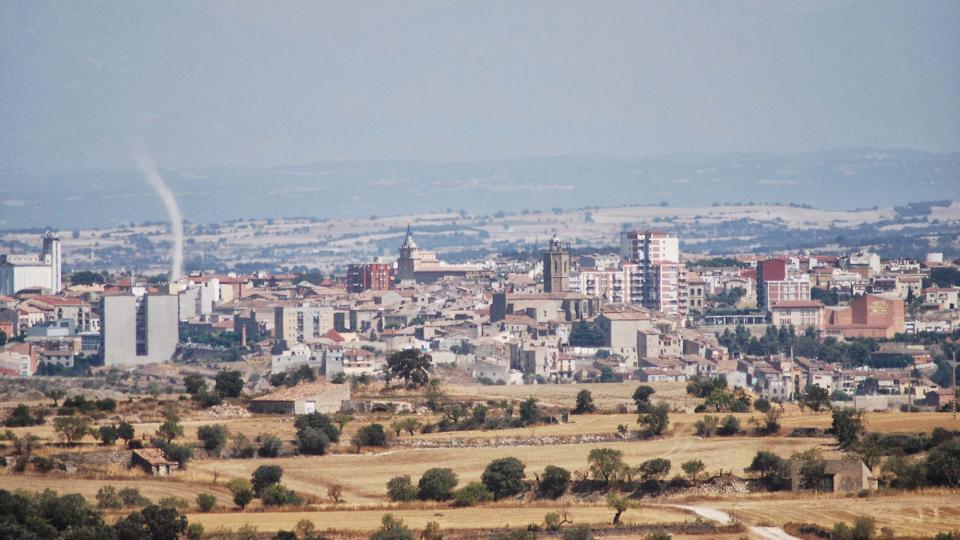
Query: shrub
[[832, 516, 876, 540], [96, 486, 122, 509], [638, 402, 669, 438], [197, 424, 229, 453], [260, 484, 301, 507], [747, 450, 789, 490], [186, 523, 205, 540], [588, 448, 624, 484], [418, 468, 458, 501], [482, 457, 527, 500], [258, 435, 283, 458], [563, 528, 594, 540], [370, 513, 415, 540], [196, 492, 216, 512], [717, 415, 740, 436], [539, 465, 571, 499], [574, 390, 595, 414], [831, 408, 866, 449], [354, 423, 389, 450], [926, 438, 960, 487], [228, 479, 255, 509], [694, 415, 719, 437], [161, 443, 192, 468], [753, 398, 771, 413], [118, 487, 150, 507], [519, 398, 542, 425], [252, 465, 284, 496], [31, 456, 56, 473], [452, 482, 493, 507], [639, 458, 671, 482], [681, 459, 705, 482], [386, 475, 418, 502], [232, 433, 257, 458], [296, 426, 331, 455]]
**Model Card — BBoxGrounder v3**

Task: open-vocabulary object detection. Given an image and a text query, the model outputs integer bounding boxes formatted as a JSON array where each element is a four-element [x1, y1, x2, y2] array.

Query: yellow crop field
[[187, 505, 693, 533], [445, 381, 699, 410]]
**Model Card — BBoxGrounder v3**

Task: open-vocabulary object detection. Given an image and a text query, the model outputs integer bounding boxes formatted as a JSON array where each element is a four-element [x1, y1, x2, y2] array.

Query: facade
[[249, 380, 351, 415], [763, 275, 812, 310], [347, 259, 394, 293], [274, 303, 335, 344], [770, 300, 825, 330], [542, 236, 571, 293], [619, 231, 687, 317], [756, 258, 787, 308], [825, 294, 905, 338], [0, 232, 62, 295], [788, 458, 877, 494], [131, 448, 178, 476], [102, 291, 179, 366], [396, 224, 484, 284]]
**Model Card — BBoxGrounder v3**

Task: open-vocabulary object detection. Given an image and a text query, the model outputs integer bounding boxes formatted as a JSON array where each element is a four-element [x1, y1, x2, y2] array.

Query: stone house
[[248, 380, 351, 415], [788, 458, 877, 494], [131, 448, 178, 476]]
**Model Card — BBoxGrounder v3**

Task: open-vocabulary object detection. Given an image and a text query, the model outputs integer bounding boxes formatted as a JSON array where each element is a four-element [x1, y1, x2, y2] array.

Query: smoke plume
[[133, 147, 184, 282]]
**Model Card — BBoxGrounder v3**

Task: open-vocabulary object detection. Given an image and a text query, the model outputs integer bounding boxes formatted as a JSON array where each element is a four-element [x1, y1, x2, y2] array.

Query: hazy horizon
[[2, 0, 959, 172]]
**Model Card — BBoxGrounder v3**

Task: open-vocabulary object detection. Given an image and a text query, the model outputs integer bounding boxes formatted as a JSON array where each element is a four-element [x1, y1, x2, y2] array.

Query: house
[[131, 448, 178, 476], [788, 458, 877, 494], [248, 380, 351, 415]]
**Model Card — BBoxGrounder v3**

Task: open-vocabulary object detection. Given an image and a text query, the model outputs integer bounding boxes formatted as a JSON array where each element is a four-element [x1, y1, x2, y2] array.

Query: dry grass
[[711, 490, 960, 536], [445, 381, 699, 410], [0, 472, 233, 506], [187, 505, 692, 533], [779, 411, 960, 434], [190, 435, 832, 504]]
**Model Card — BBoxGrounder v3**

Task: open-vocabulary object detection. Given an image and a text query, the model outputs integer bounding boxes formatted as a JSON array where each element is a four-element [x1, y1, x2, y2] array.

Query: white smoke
[[133, 147, 184, 282]]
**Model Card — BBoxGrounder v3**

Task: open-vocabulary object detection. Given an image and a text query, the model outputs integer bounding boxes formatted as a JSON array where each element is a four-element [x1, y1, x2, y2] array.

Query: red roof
[[322, 329, 345, 342]]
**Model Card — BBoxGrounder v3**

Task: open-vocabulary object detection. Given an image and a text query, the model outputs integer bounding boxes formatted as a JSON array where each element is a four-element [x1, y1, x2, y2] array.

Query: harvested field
[[446, 381, 700, 410], [187, 505, 693, 533], [779, 411, 960, 434], [0, 472, 233, 506], [191, 436, 833, 504], [711, 490, 960, 536]]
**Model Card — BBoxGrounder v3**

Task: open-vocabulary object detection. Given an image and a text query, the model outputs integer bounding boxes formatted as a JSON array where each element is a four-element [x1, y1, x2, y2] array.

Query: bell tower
[[542, 235, 570, 293]]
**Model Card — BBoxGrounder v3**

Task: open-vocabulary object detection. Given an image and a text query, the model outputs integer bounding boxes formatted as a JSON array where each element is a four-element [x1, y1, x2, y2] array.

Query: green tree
[[926, 438, 960, 487], [681, 459, 705, 482], [632, 385, 655, 412], [569, 321, 605, 347], [157, 417, 183, 444], [385, 349, 433, 387], [574, 390, 595, 414], [98, 424, 120, 445], [481, 457, 527, 500], [214, 370, 244, 397], [197, 424, 229, 453], [747, 450, 789, 490], [418, 468, 458, 501], [294, 412, 341, 443], [370, 513, 415, 540], [386, 475, 418, 502], [638, 402, 669, 438], [113, 504, 188, 540], [258, 434, 283, 458], [800, 385, 831, 412], [588, 448, 625, 484], [295, 426, 331, 455], [252, 465, 284, 496], [639, 458, 671, 482], [452, 482, 493, 507], [519, 397, 542, 425], [228, 479, 255, 509], [195, 493, 216, 512], [118, 421, 135, 444], [354, 423, 389, 451], [96, 486, 122, 509], [606, 493, 636, 525], [44, 388, 66, 407], [260, 484, 301, 507], [54, 415, 91, 444], [831, 408, 866, 449], [538, 465, 571, 498], [793, 448, 827, 490], [183, 374, 206, 397]]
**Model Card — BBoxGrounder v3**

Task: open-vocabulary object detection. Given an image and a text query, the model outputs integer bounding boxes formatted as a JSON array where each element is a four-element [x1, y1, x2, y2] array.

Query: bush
[[118, 487, 150, 507], [563, 528, 594, 540], [482, 457, 527, 500], [519, 398, 542, 426], [161, 443, 192, 468], [832, 516, 876, 540], [296, 426, 331, 455], [418, 468, 458, 501], [452, 482, 493, 507], [258, 435, 283, 458], [31, 456, 56, 473], [232, 433, 257, 458], [694, 415, 719, 437], [574, 390, 595, 414], [260, 484, 301, 507], [354, 423, 389, 450], [753, 398, 771, 413], [639, 458, 671, 482], [252, 465, 284, 495], [228, 479, 255, 509], [197, 424, 229, 453], [196, 492, 216, 512], [96, 486, 122, 509], [747, 450, 789, 490], [386, 475, 418, 502], [538, 465, 570, 498], [717, 415, 741, 436], [371, 513, 415, 540], [926, 438, 960, 487], [638, 402, 669, 438]]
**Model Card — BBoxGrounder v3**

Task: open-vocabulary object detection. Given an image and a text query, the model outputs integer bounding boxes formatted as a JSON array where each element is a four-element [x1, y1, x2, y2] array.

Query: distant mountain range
[[1, 149, 958, 230]]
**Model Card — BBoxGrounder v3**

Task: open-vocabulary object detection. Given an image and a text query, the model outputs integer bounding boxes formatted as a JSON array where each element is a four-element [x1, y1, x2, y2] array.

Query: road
[[667, 504, 800, 540]]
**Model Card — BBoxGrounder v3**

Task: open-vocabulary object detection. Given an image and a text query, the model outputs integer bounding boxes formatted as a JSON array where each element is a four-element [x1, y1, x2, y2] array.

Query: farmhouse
[[789, 458, 877, 494], [248, 380, 351, 415], [131, 448, 178, 476]]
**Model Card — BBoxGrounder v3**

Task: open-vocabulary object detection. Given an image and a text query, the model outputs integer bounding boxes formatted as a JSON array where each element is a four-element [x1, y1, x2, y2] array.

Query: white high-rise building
[[619, 231, 687, 317], [103, 288, 179, 366], [0, 232, 62, 295]]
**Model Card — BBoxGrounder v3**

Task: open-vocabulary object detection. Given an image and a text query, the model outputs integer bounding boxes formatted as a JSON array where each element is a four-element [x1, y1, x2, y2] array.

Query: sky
[[1, 0, 958, 171]]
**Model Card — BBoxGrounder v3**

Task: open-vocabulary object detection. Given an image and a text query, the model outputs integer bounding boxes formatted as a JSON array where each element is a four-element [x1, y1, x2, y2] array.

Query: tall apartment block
[[102, 290, 179, 366], [275, 303, 334, 344], [619, 231, 687, 317], [756, 258, 810, 310], [542, 236, 571, 293], [347, 258, 394, 293]]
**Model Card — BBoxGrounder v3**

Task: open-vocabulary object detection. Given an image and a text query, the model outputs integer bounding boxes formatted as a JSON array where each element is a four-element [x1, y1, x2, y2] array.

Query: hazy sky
[[2, 0, 958, 170]]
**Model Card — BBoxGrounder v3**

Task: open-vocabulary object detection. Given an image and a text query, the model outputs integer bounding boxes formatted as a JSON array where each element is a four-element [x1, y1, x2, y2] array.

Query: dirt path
[[667, 504, 800, 540]]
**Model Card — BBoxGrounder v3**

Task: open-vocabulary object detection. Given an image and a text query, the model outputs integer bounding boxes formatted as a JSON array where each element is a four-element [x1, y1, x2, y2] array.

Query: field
[[5, 379, 960, 536]]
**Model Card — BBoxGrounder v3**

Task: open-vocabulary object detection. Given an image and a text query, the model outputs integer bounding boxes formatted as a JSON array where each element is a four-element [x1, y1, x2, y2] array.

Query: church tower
[[542, 235, 570, 293], [397, 224, 418, 285]]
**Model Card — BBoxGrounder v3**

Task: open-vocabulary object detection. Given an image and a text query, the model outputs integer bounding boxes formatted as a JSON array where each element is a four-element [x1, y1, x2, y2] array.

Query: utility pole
[[953, 350, 957, 421]]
